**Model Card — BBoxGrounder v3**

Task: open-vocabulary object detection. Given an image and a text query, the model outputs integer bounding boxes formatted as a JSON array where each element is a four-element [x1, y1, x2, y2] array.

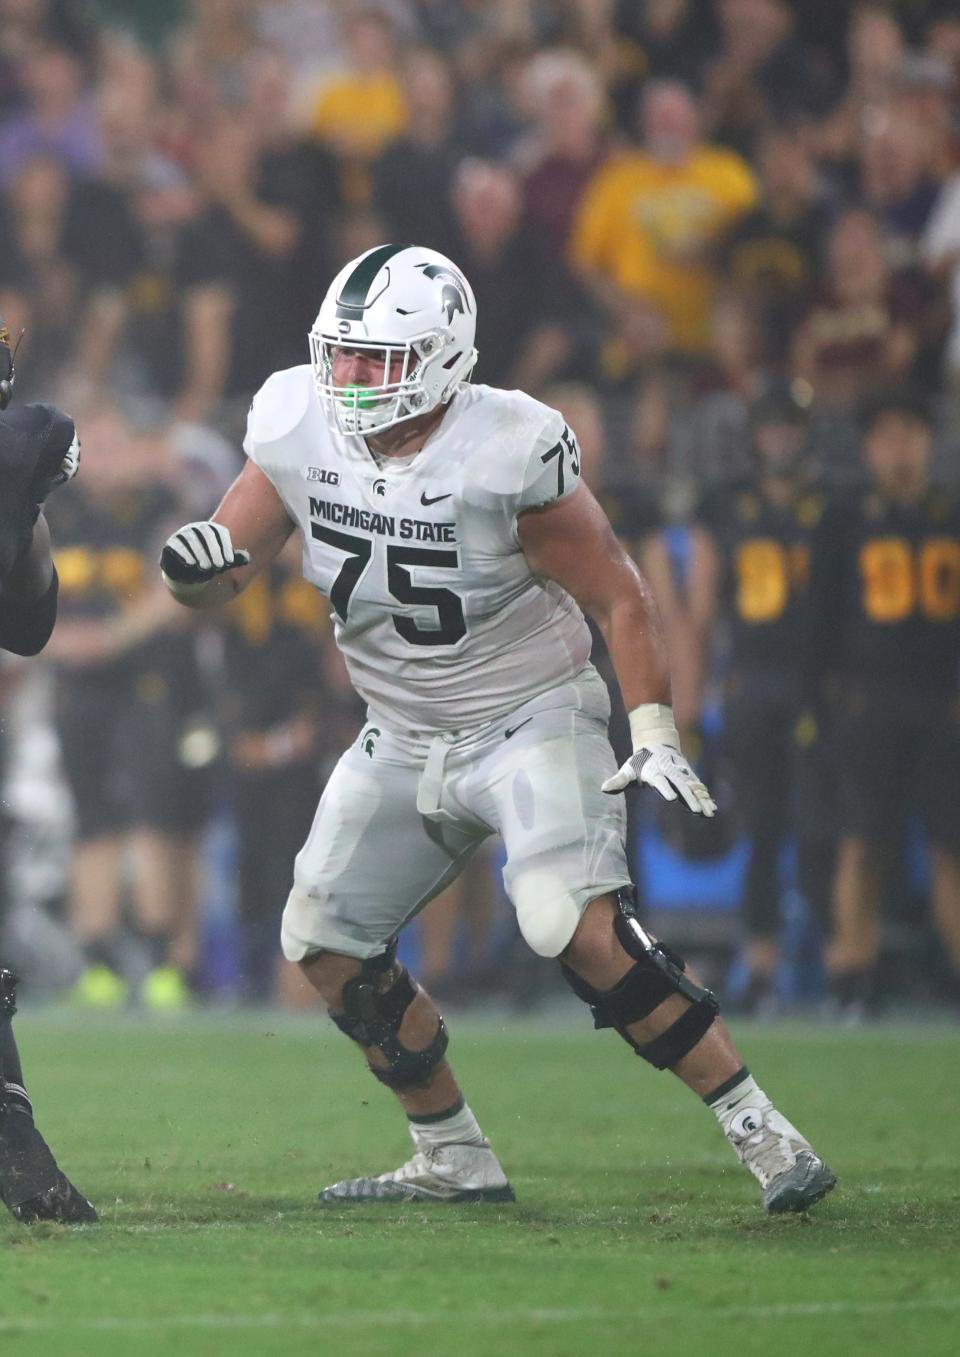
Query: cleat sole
[[319, 1181, 516, 1205], [764, 1159, 837, 1214]]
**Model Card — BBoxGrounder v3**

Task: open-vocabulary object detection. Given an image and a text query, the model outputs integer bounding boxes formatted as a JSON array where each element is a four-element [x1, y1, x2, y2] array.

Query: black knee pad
[[330, 944, 448, 1091], [562, 892, 719, 1070]]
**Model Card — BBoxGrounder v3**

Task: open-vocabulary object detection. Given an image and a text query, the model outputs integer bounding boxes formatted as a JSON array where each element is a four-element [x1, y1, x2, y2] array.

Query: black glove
[[0, 403, 80, 577], [160, 521, 251, 593]]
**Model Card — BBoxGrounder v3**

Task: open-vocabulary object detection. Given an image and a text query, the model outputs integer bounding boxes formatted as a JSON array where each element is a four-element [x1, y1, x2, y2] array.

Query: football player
[[162, 245, 835, 1212], [0, 324, 96, 1224], [682, 383, 834, 1010], [808, 389, 960, 1014]]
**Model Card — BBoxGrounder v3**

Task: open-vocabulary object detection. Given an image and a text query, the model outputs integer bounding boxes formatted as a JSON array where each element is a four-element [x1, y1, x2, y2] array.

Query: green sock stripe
[[703, 1065, 750, 1106], [407, 1095, 465, 1125]]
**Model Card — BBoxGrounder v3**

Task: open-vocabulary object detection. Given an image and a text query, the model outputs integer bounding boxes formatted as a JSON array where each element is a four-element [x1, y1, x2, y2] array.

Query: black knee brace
[[330, 943, 448, 1091], [562, 892, 719, 1070]]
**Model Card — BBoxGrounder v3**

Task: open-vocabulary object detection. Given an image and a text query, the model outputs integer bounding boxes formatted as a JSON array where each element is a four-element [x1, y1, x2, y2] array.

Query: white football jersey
[[243, 368, 593, 732]]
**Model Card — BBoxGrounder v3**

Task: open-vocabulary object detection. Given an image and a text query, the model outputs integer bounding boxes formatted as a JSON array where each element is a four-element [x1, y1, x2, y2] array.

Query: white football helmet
[[310, 244, 478, 437]]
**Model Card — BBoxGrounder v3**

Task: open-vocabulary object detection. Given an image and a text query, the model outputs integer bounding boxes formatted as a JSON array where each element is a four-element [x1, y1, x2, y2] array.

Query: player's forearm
[[0, 513, 54, 605], [162, 569, 245, 610], [0, 516, 57, 655], [593, 585, 672, 712]]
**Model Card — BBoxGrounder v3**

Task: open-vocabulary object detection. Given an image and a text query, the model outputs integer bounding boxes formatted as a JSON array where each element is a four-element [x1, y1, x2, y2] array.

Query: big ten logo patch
[[307, 467, 341, 485]]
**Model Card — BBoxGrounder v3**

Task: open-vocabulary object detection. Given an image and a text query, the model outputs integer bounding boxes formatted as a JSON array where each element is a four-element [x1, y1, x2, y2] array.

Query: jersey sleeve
[[242, 366, 313, 472], [241, 384, 271, 470], [241, 366, 315, 527], [516, 412, 582, 514]]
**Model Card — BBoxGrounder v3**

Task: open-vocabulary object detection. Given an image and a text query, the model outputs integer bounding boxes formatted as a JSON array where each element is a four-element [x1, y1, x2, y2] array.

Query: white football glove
[[160, 520, 250, 595], [602, 703, 717, 817], [54, 429, 81, 487]]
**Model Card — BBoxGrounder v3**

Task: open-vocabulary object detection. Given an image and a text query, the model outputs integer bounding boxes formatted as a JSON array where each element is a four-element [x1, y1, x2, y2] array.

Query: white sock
[[409, 1097, 487, 1150], [705, 1068, 774, 1139]]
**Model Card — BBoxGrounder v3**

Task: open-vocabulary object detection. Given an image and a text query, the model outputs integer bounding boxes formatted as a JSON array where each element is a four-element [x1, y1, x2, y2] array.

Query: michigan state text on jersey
[[162, 244, 834, 1215]]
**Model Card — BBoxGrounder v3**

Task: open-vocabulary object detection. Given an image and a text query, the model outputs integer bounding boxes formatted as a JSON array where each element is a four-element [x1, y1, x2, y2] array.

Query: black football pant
[[724, 673, 834, 941], [233, 762, 320, 1003], [0, 747, 25, 1093]]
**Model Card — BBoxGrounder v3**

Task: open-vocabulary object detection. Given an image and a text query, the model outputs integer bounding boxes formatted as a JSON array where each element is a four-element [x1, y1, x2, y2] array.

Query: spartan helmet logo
[[361, 726, 381, 758], [373, 478, 387, 496], [419, 263, 470, 325]]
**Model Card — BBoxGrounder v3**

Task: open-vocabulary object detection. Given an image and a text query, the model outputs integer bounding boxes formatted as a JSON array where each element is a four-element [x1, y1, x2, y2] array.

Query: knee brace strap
[[561, 895, 719, 1070], [631, 996, 718, 1070], [331, 953, 449, 1092]]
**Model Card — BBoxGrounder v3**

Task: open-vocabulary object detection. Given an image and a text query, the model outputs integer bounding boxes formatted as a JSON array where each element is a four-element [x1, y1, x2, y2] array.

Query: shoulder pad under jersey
[[245, 365, 314, 452]]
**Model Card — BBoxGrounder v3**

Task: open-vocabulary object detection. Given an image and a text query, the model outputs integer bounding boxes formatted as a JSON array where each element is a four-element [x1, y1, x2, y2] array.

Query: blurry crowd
[[1, 0, 959, 1018]]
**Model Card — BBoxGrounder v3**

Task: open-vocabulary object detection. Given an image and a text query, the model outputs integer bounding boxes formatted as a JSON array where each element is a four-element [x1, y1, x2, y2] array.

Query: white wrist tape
[[627, 703, 681, 752], [160, 570, 209, 599]]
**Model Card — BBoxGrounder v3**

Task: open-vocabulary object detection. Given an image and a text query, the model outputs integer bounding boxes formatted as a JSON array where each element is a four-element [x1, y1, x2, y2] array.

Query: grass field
[[0, 1012, 957, 1357]]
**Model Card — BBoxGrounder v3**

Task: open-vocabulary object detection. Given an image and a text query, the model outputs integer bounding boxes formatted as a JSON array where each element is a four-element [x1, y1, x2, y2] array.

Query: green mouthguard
[[342, 385, 377, 411]]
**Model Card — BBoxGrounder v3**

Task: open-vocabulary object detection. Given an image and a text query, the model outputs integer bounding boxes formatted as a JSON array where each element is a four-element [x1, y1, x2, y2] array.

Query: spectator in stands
[[255, 0, 346, 92], [922, 153, 960, 392], [591, 294, 670, 397], [0, 41, 101, 185], [571, 79, 757, 356], [703, 0, 837, 154], [310, 5, 408, 203], [0, 3, 95, 121], [458, 34, 533, 161], [925, 2, 960, 86], [42, 399, 204, 1010], [518, 48, 609, 258], [791, 209, 923, 413], [173, 94, 315, 424], [168, 0, 261, 121], [0, 151, 142, 398], [372, 46, 461, 256], [450, 157, 571, 391], [722, 124, 829, 363], [857, 112, 941, 270], [614, 0, 715, 100], [807, 389, 960, 1016], [679, 289, 777, 488], [812, 3, 905, 171], [891, 49, 956, 185]]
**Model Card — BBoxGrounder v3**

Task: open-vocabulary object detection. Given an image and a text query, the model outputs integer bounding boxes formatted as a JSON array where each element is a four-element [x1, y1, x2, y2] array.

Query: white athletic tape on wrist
[[161, 570, 209, 598], [627, 703, 681, 753]]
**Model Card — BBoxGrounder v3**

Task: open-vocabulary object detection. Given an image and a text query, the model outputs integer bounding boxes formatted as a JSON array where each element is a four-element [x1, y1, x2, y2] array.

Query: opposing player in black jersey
[[43, 402, 201, 1011], [808, 389, 960, 1013], [0, 325, 96, 1223], [686, 383, 833, 1009]]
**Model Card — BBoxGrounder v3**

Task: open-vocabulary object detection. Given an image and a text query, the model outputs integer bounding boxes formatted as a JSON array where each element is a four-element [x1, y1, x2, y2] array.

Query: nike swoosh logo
[[420, 491, 452, 506], [504, 718, 533, 739]]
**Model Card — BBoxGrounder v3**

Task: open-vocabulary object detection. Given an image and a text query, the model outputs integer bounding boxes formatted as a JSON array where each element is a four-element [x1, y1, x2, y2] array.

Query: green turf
[[0, 1014, 957, 1357]]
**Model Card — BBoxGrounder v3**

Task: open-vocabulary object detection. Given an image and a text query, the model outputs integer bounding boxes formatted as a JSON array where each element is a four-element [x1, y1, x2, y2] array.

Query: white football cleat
[[726, 1105, 836, 1213], [319, 1141, 515, 1204]]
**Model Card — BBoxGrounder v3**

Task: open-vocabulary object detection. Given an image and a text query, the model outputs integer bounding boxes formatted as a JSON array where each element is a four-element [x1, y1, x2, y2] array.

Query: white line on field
[[0, 1297, 957, 1332]]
